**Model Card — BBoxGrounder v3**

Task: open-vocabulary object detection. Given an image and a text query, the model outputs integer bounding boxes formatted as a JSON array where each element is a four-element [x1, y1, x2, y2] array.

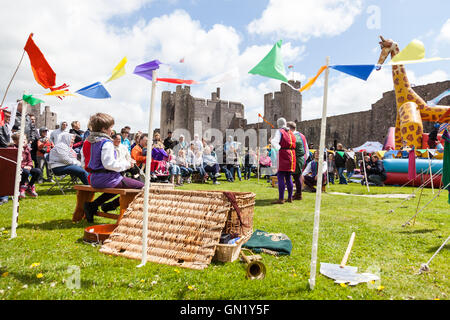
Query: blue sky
[[0, 0, 449, 131]]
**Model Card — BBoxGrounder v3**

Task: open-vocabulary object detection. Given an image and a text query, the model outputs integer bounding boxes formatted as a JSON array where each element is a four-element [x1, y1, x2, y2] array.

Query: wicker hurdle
[[100, 189, 255, 270]]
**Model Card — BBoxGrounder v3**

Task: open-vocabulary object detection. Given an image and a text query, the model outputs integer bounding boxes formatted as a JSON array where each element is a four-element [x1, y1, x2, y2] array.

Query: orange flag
[[299, 65, 327, 92], [24, 33, 56, 89]]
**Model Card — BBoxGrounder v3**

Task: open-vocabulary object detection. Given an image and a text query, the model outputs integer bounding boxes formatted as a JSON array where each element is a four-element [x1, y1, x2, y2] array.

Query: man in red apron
[[271, 118, 296, 204]]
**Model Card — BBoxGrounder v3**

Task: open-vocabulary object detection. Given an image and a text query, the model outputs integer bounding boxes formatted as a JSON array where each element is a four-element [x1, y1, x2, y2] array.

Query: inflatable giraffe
[[377, 36, 450, 150]]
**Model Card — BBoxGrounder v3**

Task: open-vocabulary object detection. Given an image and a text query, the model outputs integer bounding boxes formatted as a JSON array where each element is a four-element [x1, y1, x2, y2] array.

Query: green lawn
[[0, 177, 448, 300]]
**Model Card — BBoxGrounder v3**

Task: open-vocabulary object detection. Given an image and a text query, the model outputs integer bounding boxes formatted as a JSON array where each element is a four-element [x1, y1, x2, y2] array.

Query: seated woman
[[259, 150, 273, 180], [82, 113, 143, 222], [11, 134, 42, 199], [176, 149, 193, 183], [48, 132, 89, 185], [203, 147, 220, 185]]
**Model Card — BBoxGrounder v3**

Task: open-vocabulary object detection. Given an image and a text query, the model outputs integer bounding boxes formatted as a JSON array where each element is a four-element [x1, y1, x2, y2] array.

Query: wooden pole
[[137, 69, 157, 268], [309, 57, 329, 290], [361, 152, 370, 192], [257, 119, 260, 183], [10, 100, 27, 239], [0, 50, 26, 109], [340, 232, 356, 268]]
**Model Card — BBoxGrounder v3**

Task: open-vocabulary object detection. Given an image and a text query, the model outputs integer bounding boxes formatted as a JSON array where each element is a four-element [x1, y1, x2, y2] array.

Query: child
[[327, 153, 336, 184], [167, 149, 182, 185], [81, 113, 143, 223], [12, 134, 42, 198]]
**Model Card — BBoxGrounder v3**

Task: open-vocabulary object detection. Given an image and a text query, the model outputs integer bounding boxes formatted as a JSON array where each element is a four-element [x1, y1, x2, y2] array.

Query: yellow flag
[[44, 90, 75, 96], [391, 40, 425, 63], [106, 57, 127, 83]]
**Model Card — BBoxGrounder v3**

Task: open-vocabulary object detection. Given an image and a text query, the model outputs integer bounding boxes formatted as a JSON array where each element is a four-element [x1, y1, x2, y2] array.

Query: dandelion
[[30, 262, 41, 269], [140, 279, 145, 283], [174, 268, 180, 274], [340, 283, 347, 288], [2, 272, 9, 277], [377, 285, 384, 291], [36, 273, 44, 279], [187, 285, 195, 290]]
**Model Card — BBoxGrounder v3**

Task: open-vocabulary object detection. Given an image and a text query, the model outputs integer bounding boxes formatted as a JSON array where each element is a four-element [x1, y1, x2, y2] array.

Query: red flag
[[24, 33, 56, 89], [0, 110, 4, 127], [157, 78, 196, 85], [288, 65, 294, 69]]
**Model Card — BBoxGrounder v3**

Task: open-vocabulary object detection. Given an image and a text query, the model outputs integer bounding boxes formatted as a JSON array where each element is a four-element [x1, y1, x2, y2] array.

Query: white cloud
[[437, 19, 450, 43], [0, 3, 306, 133], [247, 0, 363, 41]]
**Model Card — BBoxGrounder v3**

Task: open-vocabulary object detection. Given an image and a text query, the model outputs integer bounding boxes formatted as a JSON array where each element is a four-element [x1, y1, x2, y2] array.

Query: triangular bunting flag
[[391, 40, 425, 63], [106, 57, 127, 83], [75, 82, 111, 99], [133, 60, 162, 81], [330, 65, 376, 81], [249, 40, 289, 82], [22, 94, 44, 106]]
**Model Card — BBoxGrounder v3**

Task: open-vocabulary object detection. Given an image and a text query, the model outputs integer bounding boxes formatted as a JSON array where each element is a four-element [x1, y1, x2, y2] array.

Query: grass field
[[0, 177, 448, 300]]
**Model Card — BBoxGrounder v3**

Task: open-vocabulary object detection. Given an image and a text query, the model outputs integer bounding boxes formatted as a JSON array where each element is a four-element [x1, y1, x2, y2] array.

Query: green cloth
[[336, 151, 345, 158], [22, 94, 44, 106], [242, 229, 292, 256], [293, 132, 305, 174], [248, 40, 289, 83]]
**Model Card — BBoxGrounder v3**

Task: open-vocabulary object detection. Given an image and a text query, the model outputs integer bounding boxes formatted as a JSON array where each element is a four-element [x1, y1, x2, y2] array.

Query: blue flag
[[330, 64, 376, 81], [75, 82, 111, 99], [427, 89, 450, 106]]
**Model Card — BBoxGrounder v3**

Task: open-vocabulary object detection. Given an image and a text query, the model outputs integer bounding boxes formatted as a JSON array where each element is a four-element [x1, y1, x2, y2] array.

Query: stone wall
[[28, 103, 58, 130]]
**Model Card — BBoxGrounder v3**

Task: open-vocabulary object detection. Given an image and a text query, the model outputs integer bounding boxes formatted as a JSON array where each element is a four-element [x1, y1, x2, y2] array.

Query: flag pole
[[10, 99, 27, 239], [137, 69, 157, 268], [257, 117, 260, 184], [309, 57, 329, 290], [0, 50, 26, 108]]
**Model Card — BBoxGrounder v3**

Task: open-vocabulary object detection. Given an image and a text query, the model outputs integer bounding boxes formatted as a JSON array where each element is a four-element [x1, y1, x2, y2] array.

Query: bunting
[[22, 94, 44, 106], [249, 40, 289, 82], [105, 57, 127, 83], [133, 60, 162, 81], [299, 66, 327, 92], [330, 64, 376, 81], [75, 82, 111, 99]]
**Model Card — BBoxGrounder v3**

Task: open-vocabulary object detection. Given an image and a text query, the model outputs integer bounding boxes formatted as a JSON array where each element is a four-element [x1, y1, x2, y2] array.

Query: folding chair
[[44, 154, 80, 195]]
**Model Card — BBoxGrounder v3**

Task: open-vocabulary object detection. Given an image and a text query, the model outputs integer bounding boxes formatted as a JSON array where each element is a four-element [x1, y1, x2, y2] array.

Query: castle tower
[[263, 80, 302, 129]]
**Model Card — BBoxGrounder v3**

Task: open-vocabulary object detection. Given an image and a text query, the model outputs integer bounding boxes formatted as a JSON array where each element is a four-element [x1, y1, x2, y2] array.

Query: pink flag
[[179, 57, 185, 63]]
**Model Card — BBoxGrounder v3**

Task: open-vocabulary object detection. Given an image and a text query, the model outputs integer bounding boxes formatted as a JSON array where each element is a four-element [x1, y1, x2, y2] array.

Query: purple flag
[[408, 149, 417, 180], [133, 60, 162, 81]]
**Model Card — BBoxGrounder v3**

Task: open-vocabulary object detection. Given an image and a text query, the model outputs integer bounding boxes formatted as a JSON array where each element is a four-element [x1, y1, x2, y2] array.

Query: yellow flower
[[174, 269, 180, 274], [340, 283, 347, 288], [187, 285, 194, 290], [377, 285, 384, 291], [36, 273, 44, 279], [293, 273, 298, 277], [434, 298, 440, 300], [140, 279, 145, 283], [1, 272, 9, 277], [30, 263, 41, 269]]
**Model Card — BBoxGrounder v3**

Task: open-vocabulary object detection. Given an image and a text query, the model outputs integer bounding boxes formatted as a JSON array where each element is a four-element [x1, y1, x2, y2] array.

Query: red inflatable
[[384, 172, 442, 187]]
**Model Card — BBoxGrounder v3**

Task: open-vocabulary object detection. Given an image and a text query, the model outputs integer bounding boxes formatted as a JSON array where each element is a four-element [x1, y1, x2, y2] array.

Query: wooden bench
[[72, 183, 174, 222]]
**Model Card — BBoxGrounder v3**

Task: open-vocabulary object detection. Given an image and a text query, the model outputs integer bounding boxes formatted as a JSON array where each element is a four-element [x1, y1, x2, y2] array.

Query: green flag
[[22, 94, 44, 106], [249, 40, 289, 82], [336, 151, 345, 158]]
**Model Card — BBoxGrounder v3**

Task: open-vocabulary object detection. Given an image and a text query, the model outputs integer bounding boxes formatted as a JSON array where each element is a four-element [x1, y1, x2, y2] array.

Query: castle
[[159, 80, 450, 148], [28, 103, 58, 130]]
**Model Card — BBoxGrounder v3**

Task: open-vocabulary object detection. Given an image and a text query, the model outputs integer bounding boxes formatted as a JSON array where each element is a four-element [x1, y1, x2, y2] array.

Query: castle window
[[207, 117, 210, 123]]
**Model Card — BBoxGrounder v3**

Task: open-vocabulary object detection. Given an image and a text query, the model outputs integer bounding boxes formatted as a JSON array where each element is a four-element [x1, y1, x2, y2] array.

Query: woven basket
[[213, 232, 252, 263], [99, 189, 255, 270]]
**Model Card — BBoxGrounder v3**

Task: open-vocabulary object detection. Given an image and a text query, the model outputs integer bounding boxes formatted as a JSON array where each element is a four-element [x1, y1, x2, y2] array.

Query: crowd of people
[[0, 100, 390, 212]]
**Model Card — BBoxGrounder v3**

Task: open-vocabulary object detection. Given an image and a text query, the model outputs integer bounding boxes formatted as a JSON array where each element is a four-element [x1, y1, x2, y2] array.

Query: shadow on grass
[[427, 243, 449, 253], [8, 270, 94, 288], [18, 219, 86, 231], [255, 199, 278, 207], [399, 229, 438, 234]]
